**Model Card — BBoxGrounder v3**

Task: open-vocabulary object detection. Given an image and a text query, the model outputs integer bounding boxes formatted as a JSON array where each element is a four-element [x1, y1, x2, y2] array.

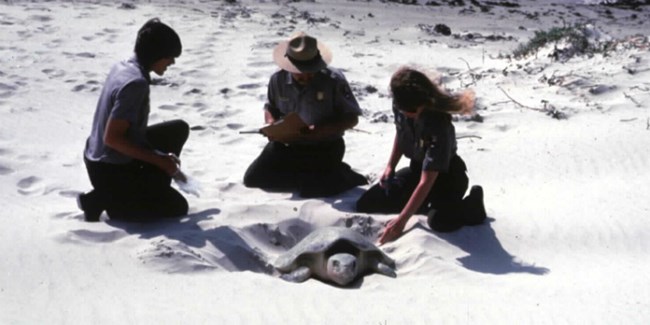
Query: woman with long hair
[[356, 67, 486, 244]]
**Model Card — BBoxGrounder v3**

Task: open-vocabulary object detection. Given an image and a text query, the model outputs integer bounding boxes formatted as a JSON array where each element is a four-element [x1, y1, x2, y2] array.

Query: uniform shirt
[[265, 67, 361, 141], [394, 106, 457, 172], [84, 57, 151, 164]]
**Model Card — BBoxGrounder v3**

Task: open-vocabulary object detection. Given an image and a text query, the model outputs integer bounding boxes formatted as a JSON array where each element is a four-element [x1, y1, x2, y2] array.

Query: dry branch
[[497, 86, 544, 112], [623, 92, 642, 108]]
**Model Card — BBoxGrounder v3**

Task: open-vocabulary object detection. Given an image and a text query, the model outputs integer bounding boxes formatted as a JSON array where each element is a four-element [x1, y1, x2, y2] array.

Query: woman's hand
[[378, 216, 409, 245], [378, 170, 439, 245]]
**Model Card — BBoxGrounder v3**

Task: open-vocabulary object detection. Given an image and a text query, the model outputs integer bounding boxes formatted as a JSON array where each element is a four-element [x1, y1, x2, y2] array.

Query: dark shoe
[[427, 208, 464, 233], [77, 192, 103, 222], [463, 185, 487, 226]]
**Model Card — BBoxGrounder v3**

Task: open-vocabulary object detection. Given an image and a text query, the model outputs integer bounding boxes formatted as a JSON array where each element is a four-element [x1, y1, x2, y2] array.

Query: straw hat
[[273, 32, 332, 73]]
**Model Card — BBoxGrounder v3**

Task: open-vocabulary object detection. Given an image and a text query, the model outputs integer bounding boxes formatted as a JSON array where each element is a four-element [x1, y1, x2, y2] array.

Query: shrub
[[513, 25, 591, 60]]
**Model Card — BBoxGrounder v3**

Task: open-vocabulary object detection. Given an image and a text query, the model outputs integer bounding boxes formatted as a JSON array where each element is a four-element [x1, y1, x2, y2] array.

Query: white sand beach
[[1, 0, 649, 323]]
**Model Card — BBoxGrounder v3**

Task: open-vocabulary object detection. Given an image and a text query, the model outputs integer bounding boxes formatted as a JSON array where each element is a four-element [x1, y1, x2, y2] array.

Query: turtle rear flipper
[[281, 266, 311, 283], [375, 262, 396, 278]]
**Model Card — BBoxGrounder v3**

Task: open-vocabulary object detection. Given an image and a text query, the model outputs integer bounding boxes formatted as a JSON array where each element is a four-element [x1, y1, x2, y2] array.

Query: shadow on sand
[[106, 208, 275, 274], [433, 217, 550, 275]]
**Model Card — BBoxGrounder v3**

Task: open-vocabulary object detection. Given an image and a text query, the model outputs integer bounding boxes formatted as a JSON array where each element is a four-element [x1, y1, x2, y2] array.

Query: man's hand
[[105, 118, 182, 178], [260, 113, 307, 143], [156, 152, 181, 178]]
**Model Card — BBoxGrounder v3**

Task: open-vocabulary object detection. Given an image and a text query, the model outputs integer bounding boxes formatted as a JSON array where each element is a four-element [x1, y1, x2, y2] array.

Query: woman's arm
[[104, 118, 179, 176], [378, 169, 438, 244]]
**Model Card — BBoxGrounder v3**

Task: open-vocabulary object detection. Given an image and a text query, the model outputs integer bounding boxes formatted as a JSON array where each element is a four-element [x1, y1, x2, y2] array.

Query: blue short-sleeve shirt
[[84, 57, 151, 164]]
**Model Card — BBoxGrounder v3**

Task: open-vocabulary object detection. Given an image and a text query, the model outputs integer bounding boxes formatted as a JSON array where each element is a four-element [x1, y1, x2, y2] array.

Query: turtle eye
[[332, 260, 340, 267], [352, 261, 356, 269]]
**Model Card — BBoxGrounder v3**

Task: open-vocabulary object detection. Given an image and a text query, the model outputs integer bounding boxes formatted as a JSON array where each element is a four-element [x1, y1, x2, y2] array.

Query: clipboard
[[259, 112, 308, 143]]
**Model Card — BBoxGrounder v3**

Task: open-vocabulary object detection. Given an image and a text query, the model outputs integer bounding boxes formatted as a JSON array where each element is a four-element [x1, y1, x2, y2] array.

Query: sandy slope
[[1, 0, 649, 323]]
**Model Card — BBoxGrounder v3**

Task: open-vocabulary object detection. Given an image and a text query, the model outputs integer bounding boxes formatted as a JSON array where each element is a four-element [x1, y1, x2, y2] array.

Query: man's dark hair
[[134, 18, 182, 69]]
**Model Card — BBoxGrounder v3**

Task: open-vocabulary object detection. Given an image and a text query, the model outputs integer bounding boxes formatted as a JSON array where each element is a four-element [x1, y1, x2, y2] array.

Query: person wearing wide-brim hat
[[243, 32, 367, 198], [271, 31, 332, 74]]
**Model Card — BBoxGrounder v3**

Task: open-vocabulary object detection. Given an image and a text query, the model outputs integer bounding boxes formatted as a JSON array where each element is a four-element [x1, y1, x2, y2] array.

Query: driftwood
[[497, 86, 545, 112], [498, 86, 566, 119], [623, 92, 642, 108]]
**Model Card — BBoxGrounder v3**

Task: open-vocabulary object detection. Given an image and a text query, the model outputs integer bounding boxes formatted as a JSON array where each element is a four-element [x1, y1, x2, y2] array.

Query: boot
[[427, 208, 464, 233], [76, 191, 104, 222], [462, 185, 487, 226]]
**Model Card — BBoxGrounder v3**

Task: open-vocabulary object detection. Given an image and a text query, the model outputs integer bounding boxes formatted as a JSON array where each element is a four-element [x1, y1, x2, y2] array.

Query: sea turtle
[[274, 227, 396, 286]]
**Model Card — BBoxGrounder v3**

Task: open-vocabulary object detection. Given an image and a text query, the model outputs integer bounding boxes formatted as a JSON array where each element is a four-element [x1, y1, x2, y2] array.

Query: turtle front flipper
[[375, 262, 397, 278], [281, 266, 312, 283]]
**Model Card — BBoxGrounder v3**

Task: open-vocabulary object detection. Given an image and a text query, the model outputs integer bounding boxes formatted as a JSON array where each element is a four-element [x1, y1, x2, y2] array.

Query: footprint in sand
[[28, 15, 53, 23], [151, 77, 182, 88], [42, 68, 66, 79], [71, 80, 100, 92], [1, 148, 17, 175], [191, 102, 208, 111], [16, 30, 33, 40], [52, 211, 82, 221], [183, 88, 203, 96], [0, 164, 13, 175], [0, 148, 14, 174], [16, 175, 43, 195], [60, 229, 128, 244], [0, 19, 15, 26], [45, 38, 65, 49], [226, 123, 244, 130], [0, 82, 18, 98], [247, 60, 274, 68], [35, 24, 59, 35], [179, 69, 207, 78], [237, 83, 263, 90], [76, 52, 96, 58], [158, 104, 180, 111], [58, 190, 81, 198]]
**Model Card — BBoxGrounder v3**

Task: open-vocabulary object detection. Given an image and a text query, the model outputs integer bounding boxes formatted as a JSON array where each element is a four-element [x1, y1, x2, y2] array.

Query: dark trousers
[[84, 120, 190, 221], [356, 155, 471, 230], [243, 138, 367, 197]]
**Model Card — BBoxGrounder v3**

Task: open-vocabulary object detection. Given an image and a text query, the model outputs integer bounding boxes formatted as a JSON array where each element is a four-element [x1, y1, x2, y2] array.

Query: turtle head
[[326, 253, 358, 286]]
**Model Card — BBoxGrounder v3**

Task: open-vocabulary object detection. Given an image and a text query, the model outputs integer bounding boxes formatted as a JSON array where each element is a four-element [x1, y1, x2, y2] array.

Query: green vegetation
[[513, 25, 591, 60]]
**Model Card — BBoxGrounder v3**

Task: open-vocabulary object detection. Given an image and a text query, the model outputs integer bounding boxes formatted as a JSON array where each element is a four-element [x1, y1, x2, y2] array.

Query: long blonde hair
[[390, 67, 475, 115]]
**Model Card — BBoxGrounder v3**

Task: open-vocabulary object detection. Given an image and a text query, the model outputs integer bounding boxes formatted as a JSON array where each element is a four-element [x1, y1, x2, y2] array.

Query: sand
[[1, 0, 649, 323]]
